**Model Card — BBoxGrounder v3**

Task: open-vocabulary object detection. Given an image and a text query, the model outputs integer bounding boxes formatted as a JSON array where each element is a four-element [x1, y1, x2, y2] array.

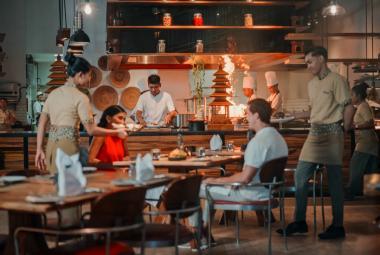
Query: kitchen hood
[[104, 53, 305, 71]]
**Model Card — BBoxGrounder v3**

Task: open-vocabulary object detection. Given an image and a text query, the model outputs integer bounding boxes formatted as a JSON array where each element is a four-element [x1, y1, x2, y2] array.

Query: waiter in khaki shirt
[[278, 46, 354, 240], [265, 71, 282, 115]]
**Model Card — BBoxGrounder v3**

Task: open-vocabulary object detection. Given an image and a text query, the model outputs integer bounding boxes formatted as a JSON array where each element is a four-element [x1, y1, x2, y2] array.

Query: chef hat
[[37, 91, 44, 96], [242, 74, 255, 89], [265, 71, 278, 87]]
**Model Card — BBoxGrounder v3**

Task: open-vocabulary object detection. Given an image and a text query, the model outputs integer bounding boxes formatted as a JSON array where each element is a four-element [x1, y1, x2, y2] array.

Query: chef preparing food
[[265, 71, 283, 116], [136, 74, 177, 127]]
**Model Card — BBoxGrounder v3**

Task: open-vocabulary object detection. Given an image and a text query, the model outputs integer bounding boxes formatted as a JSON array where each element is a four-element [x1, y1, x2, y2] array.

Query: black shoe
[[318, 225, 345, 240], [276, 221, 308, 236]]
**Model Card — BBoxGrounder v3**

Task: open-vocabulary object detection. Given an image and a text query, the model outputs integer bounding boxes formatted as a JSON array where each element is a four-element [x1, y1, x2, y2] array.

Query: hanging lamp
[[322, 0, 346, 17]]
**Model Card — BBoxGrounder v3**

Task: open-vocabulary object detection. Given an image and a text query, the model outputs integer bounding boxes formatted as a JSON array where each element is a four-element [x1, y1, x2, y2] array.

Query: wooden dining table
[[0, 171, 174, 255], [111, 150, 244, 173]]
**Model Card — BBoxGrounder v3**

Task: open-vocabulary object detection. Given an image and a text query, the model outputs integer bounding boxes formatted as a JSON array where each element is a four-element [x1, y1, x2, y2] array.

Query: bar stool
[[311, 164, 326, 234]]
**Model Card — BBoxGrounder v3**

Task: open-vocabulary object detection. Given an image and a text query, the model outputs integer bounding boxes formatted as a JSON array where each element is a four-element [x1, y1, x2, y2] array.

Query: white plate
[[25, 194, 61, 204], [0, 176, 27, 183], [82, 166, 97, 173], [111, 178, 142, 186]]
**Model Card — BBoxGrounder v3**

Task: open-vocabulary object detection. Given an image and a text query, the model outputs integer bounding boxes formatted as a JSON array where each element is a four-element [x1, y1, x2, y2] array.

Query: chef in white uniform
[[136, 74, 177, 126], [242, 73, 257, 102], [265, 71, 283, 115], [33, 91, 45, 125]]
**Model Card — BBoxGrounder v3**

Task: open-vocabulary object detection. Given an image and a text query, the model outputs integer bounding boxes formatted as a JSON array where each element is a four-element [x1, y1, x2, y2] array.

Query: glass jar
[[163, 13, 172, 26], [195, 40, 204, 53], [193, 13, 203, 26], [244, 13, 254, 27], [157, 39, 166, 53]]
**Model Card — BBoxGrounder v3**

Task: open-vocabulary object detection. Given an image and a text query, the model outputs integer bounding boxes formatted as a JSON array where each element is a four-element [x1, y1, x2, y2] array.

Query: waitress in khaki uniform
[[279, 46, 354, 240], [346, 83, 378, 199], [35, 54, 127, 172]]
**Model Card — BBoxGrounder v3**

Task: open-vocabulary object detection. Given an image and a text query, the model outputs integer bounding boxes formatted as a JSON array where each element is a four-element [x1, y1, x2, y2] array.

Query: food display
[[168, 148, 187, 161]]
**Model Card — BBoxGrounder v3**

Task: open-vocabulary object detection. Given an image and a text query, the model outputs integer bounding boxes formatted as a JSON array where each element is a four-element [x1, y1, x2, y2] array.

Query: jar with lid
[[244, 13, 254, 27], [157, 39, 166, 53], [195, 40, 204, 53], [193, 13, 203, 26], [163, 13, 172, 26]]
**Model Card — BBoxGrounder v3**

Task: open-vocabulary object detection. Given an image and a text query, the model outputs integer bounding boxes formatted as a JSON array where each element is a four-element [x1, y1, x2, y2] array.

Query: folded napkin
[[56, 148, 87, 197], [210, 134, 223, 151], [135, 153, 155, 182]]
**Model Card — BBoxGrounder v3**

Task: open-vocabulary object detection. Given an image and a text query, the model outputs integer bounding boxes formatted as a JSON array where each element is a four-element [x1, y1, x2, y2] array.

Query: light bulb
[[330, 5, 337, 15], [83, 3, 92, 15]]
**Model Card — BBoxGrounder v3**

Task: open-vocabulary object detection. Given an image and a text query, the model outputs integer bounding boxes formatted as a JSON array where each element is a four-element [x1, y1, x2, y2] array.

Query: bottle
[[244, 13, 254, 27], [177, 132, 184, 149], [195, 40, 204, 53], [157, 39, 166, 53], [163, 13, 172, 26], [193, 13, 203, 26]]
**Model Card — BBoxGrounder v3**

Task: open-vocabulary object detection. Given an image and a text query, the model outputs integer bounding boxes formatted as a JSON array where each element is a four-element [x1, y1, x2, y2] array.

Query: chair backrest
[[259, 156, 288, 184], [5, 169, 41, 177], [160, 175, 202, 219], [88, 186, 147, 228]]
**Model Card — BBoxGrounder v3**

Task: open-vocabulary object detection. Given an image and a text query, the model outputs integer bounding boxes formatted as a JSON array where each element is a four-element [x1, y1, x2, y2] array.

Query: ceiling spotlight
[[322, 0, 346, 17], [83, 0, 92, 15]]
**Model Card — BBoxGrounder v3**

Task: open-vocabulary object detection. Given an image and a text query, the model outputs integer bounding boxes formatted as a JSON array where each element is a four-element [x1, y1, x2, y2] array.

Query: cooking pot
[[173, 113, 194, 128], [188, 119, 205, 131]]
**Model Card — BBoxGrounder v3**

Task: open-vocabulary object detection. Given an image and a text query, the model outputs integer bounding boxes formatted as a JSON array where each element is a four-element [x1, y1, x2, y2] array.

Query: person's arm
[[343, 103, 355, 132], [355, 119, 375, 129], [136, 110, 146, 126], [83, 122, 127, 138], [204, 165, 257, 185], [164, 110, 177, 125], [35, 113, 48, 171], [88, 137, 105, 164]]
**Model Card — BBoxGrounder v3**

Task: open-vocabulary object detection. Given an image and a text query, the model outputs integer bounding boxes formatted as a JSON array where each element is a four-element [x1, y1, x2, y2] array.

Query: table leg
[[4, 211, 48, 255]]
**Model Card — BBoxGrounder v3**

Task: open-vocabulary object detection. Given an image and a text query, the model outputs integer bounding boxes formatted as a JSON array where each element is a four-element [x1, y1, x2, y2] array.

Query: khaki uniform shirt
[[354, 102, 378, 156], [309, 72, 351, 124], [42, 82, 93, 128]]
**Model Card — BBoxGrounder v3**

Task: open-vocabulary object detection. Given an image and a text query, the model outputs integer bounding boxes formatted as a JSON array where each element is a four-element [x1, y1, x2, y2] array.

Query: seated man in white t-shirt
[[190, 98, 288, 240], [135, 74, 177, 126]]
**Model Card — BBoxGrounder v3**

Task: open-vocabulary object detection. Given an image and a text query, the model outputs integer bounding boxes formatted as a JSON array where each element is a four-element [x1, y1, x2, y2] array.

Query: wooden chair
[[205, 156, 288, 255], [123, 175, 203, 255], [14, 187, 147, 255]]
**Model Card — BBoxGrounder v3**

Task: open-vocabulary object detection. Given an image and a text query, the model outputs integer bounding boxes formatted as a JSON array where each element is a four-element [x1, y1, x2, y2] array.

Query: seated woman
[[88, 105, 129, 166]]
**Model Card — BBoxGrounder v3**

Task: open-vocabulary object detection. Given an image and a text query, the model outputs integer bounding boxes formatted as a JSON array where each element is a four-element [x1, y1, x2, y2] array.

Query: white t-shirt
[[240, 126, 288, 200], [135, 91, 175, 124]]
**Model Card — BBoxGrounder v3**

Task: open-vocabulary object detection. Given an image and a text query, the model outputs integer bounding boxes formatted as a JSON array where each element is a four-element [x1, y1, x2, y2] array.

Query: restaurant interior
[[0, 0, 380, 254]]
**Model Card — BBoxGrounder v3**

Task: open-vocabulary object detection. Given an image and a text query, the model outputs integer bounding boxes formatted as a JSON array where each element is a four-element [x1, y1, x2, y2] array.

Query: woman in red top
[[88, 105, 129, 166]]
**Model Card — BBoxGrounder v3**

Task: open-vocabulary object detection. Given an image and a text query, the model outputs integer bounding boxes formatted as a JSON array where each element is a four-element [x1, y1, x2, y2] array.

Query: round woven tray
[[89, 66, 102, 88], [120, 87, 141, 110], [110, 69, 130, 88], [92, 85, 118, 111]]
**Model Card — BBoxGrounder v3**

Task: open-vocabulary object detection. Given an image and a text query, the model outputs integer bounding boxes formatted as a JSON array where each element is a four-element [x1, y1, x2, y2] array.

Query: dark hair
[[304, 46, 328, 62], [0, 98, 8, 103], [248, 98, 272, 124], [148, 74, 161, 85], [352, 82, 369, 101], [98, 105, 126, 128], [64, 53, 91, 77]]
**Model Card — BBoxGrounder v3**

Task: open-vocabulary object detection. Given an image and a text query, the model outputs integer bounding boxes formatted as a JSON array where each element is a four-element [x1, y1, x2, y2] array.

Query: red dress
[[96, 136, 127, 164]]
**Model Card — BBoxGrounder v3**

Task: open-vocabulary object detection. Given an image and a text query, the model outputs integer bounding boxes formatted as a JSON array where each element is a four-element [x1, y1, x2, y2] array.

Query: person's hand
[[203, 177, 217, 184], [164, 115, 172, 125], [140, 120, 147, 127], [117, 128, 128, 139], [35, 149, 46, 171]]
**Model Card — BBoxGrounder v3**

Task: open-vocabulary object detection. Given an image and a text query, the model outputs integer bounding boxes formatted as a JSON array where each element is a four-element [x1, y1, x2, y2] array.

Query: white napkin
[[210, 134, 223, 151], [135, 153, 155, 182], [56, 148, 87, 197]]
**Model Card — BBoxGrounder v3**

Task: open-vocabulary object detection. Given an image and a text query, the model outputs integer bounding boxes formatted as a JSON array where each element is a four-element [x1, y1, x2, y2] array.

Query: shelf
[[285, 33, 380, 41], [108, 25, 303, 30], [107, 1, 309, 9]]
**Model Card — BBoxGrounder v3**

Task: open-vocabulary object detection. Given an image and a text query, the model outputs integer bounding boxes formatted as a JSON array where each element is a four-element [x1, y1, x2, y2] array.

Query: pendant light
[[69, 0, 90, 47], [322, 0, 346, 17], [56, 0, 70, 47]]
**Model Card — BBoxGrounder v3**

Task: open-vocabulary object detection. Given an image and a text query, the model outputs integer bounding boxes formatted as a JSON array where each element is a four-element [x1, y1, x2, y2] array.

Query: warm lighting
[[322, 0, 346, 17], [83, 0, 92, 15]]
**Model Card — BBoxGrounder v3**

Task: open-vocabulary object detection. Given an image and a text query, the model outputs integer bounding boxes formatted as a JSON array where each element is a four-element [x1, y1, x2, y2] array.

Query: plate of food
[[168, 148, 187, 161], [0, 176, 27, 184]]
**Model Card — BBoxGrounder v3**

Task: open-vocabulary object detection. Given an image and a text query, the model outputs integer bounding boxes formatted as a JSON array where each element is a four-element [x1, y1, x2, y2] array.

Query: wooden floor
[[1, 198, 379, 255]]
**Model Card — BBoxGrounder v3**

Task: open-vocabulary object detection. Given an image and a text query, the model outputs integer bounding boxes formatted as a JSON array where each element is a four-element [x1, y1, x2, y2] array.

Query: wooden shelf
[[285, 33, 380, 41], [108, 25, 303, 30], [107, 1, 309, 9]]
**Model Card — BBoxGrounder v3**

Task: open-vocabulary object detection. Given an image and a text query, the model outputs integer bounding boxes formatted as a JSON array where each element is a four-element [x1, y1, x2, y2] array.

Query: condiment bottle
[[195, 40, 204, 53], [244, 13, 254, 27], [163, 13, 172, 26], [193, 13, 203, 26], [157, 40, 166, 53]]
